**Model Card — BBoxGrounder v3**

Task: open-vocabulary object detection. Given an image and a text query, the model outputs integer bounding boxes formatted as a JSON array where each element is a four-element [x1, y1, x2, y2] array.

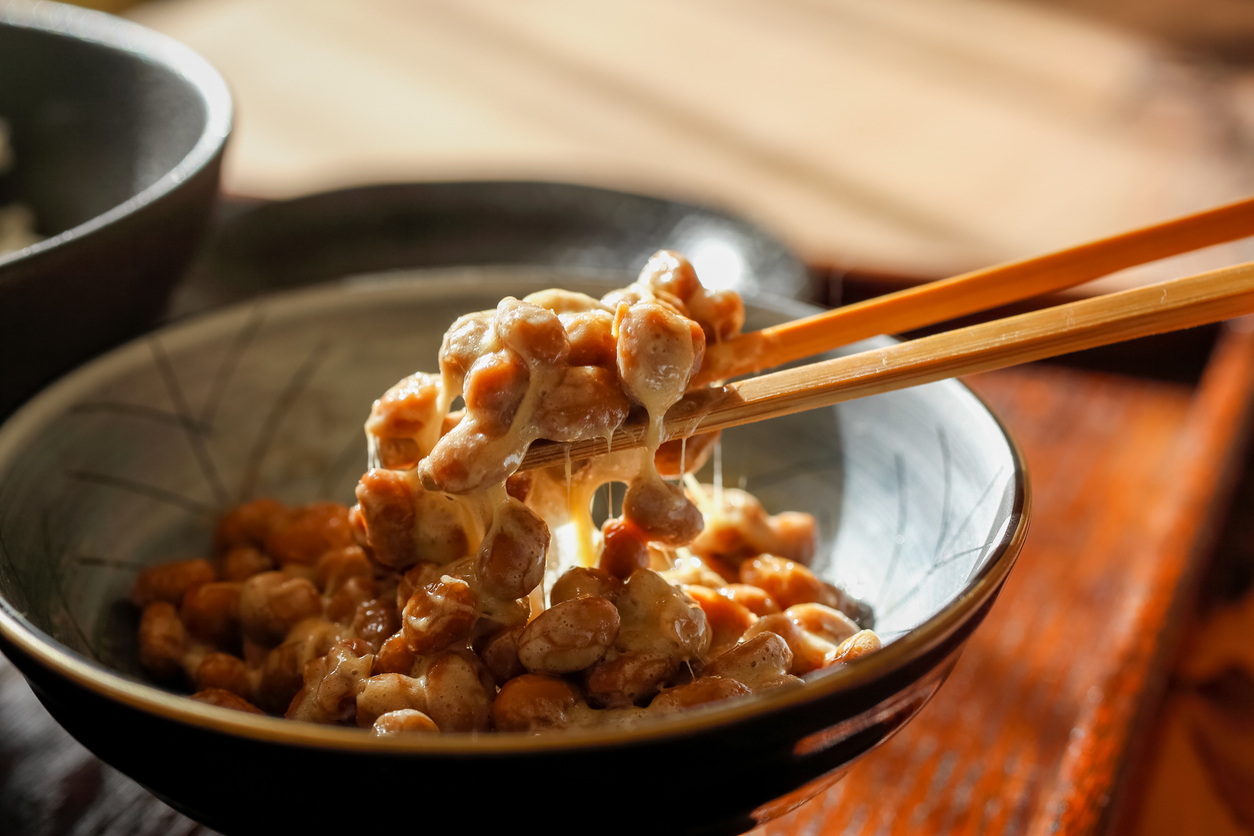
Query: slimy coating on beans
[[132, 251, 878, 729]]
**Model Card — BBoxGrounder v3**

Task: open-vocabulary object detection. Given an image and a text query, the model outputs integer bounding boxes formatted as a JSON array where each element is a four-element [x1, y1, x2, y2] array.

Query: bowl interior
[[0, 4, 219, 237], [0, 270, 1019, 690]]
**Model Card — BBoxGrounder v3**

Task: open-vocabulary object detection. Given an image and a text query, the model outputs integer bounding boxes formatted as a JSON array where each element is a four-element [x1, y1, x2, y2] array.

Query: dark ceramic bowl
[[169, 181, 815, 317], [0, 271, 1029, 836], [0, 1, 231, 415]]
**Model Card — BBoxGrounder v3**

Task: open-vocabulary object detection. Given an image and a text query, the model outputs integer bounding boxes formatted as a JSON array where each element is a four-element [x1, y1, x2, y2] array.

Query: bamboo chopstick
[[695, 195, 1254, 385], [519, 258, 1254, 472]]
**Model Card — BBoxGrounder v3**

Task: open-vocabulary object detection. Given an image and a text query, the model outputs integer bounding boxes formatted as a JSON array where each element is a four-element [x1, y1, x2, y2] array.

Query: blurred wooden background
[[123, 0, 1254, 290]]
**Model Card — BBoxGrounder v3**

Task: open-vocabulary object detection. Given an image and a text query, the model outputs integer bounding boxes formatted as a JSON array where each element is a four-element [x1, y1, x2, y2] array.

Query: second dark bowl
[[0, 1, 231, 415]]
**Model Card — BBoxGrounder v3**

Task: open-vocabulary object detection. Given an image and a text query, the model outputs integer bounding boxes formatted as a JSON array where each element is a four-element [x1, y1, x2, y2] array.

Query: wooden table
[[6, 1, 1254, 832]]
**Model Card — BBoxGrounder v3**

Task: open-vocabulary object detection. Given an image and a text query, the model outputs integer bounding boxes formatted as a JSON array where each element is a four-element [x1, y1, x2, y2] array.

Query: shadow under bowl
[[0, 270, 1029, 836], [0, 1, 231, 415]]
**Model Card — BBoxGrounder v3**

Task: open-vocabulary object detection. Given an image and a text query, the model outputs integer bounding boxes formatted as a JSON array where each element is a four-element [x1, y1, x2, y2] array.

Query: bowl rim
[[0, 0, 232, 269], [0, 271, 1031, 754]]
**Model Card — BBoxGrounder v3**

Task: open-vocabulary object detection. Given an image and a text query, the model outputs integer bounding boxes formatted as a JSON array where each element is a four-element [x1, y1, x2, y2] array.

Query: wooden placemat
[[759, 321, 1254, 834]]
